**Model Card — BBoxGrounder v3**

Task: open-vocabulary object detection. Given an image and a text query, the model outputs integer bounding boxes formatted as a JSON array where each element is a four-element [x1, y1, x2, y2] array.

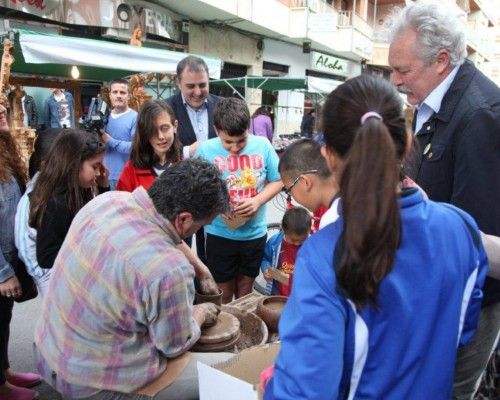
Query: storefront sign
[[4, 0, 60, 15], [311, 51, 349, 77], [2, 0, 181, 42], [142, 8, 181, 42]]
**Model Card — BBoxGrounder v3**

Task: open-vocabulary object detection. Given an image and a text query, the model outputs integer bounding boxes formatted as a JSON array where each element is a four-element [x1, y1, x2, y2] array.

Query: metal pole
[[156, 73, 160, 99], [351, 0, 357, 53]]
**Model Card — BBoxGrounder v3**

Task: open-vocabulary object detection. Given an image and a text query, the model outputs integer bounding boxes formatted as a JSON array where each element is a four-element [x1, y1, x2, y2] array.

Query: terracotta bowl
[[195, 288, 223, 307], [222, 306, 268, 352], [256, 296, 287, 332], [192, 306, 269, 353]]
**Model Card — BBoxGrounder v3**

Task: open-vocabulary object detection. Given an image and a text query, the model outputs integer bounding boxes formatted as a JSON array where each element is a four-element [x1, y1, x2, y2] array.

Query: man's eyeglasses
[[283, 169, 318, 196]]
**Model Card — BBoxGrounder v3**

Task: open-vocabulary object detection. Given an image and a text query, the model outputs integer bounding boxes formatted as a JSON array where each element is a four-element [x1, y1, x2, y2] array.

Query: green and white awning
[[2, 29, 222, 81]]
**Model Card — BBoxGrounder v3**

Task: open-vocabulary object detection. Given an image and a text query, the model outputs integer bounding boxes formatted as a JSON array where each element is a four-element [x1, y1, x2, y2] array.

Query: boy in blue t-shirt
[[195, 98, 282, 304]]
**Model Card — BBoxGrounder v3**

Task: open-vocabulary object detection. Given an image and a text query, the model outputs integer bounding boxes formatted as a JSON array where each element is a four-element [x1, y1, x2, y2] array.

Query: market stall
[[0, 29, 223, 161]]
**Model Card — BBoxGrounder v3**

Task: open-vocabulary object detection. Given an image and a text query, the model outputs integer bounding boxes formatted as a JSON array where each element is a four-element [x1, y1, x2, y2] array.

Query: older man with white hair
[[388, 2, 500, 399]]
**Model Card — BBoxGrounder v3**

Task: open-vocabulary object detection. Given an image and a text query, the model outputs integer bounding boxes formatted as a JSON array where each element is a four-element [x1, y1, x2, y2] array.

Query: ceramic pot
[[256, 296, 287, 332], [195, 288, 223, 307]]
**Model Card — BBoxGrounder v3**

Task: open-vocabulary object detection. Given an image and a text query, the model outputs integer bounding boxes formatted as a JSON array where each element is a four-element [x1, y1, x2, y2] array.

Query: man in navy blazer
[[166, 56, 223, 263], [166, 56, 222, 159]]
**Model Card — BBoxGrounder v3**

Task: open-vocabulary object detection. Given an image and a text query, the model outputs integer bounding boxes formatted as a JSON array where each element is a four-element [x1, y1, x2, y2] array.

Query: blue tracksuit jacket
[[264, 189, 488, 400]]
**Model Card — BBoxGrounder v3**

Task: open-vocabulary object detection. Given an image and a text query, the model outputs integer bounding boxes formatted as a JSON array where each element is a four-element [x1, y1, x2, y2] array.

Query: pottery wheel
[[197, 311, 240, 344], [192, 330, 241, 352]]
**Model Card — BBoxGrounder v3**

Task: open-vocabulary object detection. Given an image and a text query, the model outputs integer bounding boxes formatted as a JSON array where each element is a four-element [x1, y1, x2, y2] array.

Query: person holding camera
[[101, 79, 138, 190]]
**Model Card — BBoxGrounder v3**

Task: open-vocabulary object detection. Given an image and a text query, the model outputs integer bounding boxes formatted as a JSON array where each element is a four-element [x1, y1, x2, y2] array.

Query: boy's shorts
[[206, 233, 267, 282]]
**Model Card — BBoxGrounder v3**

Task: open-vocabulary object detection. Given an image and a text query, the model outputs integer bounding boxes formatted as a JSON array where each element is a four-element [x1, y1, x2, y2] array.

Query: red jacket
[[116, 160, 156, 192]]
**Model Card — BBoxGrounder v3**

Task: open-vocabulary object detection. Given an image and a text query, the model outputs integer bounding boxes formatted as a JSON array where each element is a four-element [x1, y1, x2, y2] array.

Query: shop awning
[[307, 76, 343, 95], [210, 76, 342, 98], [210, 77, 308, 93], [1, 30, 222, 81]]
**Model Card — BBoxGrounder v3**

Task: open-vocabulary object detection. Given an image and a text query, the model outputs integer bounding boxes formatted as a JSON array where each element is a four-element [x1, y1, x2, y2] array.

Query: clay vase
[[256, 296, 287, 332], [195, 288, 223, 307]]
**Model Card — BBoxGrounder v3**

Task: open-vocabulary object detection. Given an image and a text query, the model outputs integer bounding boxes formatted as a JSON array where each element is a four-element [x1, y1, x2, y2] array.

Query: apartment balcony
[[162, 0, 291, 40], [469, 0, 497, 27], [370, 31, 389, 66], [466, 22, 494, 61], [331, 10, 373, 60], [290, 1, 373, 61]]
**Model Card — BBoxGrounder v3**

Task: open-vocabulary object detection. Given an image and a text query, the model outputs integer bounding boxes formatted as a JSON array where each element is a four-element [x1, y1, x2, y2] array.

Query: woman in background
[[249, 106, 273, 143], [0, 104, 40, 400]]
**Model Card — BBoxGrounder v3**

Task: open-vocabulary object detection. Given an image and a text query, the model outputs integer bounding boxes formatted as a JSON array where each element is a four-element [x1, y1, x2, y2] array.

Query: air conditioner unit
[[102, 28, 131, 41]]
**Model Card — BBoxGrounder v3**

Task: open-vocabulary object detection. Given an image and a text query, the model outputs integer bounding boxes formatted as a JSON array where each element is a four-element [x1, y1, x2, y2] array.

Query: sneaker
[[6, 371, 42, 388]]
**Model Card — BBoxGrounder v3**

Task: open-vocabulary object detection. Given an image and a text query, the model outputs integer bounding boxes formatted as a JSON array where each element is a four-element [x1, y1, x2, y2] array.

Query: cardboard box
[[198, 343, 280, 400]]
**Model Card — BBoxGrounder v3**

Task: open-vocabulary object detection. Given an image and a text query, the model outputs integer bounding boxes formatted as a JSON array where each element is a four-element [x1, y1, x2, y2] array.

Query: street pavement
[[9, 193, 286, 399]]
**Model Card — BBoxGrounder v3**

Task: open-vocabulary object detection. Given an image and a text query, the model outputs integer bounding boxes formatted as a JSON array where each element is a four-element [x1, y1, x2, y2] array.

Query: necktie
[[411, 107, 418, 134]]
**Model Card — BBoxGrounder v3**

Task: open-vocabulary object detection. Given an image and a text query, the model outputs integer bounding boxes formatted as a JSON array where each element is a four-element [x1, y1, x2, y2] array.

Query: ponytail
[[337, 118, 401, 309]]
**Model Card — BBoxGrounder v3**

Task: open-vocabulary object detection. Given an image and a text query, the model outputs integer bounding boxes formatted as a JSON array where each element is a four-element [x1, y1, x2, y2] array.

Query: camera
[[79, 96, 109, 135]]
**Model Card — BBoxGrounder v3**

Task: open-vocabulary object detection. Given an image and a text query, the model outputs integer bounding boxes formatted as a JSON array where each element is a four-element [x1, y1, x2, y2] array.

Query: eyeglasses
[[283, 169, 318, 196]]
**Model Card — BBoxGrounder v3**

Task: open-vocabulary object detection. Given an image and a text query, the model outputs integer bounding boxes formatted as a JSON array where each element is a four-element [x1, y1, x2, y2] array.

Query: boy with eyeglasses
[[195, 98, 282, 304], [280, 138, 339, 229]]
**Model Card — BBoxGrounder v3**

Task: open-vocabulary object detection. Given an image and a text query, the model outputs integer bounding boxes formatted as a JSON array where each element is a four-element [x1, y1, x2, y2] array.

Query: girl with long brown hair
[[116, 100, 181, 191], [263, 75, 488, 399], [29, 129, 109, 270], [0, 104, 40, 400]]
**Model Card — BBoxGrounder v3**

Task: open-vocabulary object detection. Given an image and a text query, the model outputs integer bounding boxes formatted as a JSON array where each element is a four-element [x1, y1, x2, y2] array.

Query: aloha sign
[[311, 51, 349, 77]]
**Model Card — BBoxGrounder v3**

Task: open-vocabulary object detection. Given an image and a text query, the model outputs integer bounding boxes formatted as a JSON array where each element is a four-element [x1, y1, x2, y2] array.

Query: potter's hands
[[0, 275, 22, 298], [176, 241, 216, 292], [193, 303, 220, 328], [201, 302, 220, 327], [198, 276, 219, 295]]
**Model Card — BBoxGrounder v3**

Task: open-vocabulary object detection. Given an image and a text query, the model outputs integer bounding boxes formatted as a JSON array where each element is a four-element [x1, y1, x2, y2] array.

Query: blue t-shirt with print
[[195, 135, 281, 240]]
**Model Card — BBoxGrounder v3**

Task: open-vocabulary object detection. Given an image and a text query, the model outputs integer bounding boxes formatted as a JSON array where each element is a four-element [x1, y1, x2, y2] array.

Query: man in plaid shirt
[[34, 159, 230, 399]]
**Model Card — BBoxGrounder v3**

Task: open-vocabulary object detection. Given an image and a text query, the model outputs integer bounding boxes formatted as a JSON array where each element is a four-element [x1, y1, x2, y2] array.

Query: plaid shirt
[[34, 187, 200, 398]]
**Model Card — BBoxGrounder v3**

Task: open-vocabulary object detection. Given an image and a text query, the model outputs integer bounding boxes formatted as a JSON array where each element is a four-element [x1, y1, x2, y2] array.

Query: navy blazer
[[165, 92, 222, 146], [405, 60, 500, 306]]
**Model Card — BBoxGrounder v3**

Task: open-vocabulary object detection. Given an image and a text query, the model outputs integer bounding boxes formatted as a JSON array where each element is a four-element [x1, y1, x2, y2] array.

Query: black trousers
[[195, 227, 207, 265], [0, 296, 13, 384]]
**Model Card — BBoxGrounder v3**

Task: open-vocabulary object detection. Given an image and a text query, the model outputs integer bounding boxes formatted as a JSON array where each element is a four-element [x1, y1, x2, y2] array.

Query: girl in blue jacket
[[263, 75, 488, 399]]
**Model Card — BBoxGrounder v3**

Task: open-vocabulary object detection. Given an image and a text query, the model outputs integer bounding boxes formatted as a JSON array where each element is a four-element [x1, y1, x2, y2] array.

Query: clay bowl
[[222, 306, 269, 353], [192, 311, 241, 352], [195, 288, 223, 307], [191, 306, 268, 353], [256, 296, 287, 332]]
